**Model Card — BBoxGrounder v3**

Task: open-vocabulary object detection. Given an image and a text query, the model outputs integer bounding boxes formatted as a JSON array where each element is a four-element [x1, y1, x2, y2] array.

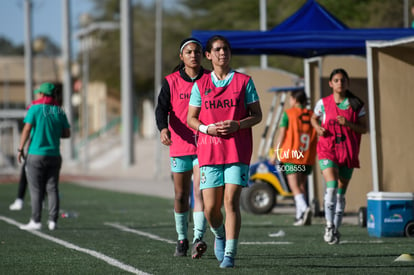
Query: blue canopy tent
[[191, 0, 414, 58]]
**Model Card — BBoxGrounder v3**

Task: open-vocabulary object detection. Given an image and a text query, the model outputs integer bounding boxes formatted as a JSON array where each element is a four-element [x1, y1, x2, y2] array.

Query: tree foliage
[[0, 37, 24, 55], [0, 35, 60, 56]]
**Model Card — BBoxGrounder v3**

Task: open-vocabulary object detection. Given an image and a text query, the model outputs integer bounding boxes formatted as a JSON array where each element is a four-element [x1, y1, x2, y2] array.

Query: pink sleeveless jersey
[[166, 70, 209, 157], [196, 72, 253, 166], [317, 94, 361, 168]]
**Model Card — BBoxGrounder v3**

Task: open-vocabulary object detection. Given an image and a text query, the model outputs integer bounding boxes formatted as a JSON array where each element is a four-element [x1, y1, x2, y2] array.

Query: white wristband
[[198, 124, 209, 134]]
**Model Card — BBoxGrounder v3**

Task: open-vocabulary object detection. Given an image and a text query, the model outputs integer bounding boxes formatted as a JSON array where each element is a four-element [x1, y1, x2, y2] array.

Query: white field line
[[240, 241, 292, 245], [105, 222, 385, 246], [105, 222, 293, 245], [340, 240, 384, 244], [104, 222, 176, 244], [0, 216, 151, 275]]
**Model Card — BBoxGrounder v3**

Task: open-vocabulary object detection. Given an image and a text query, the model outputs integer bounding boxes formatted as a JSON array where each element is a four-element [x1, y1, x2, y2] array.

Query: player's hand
[[215, 120, 239, 135], [316, 126, 326, 136], [160, 128, 172, 146], [17, 151, 25, 163], [336, 115, 348, 126], [204, 124, 218, 136]]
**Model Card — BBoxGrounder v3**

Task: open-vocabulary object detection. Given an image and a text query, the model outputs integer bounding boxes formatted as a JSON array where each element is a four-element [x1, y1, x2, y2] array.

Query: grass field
[[1, 181, 414, 275]]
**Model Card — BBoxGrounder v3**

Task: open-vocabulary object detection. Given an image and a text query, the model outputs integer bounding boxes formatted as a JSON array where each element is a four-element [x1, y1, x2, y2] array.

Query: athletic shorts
[[280, 163, 313, 175], [319, 159, 354, 180], [199, 163, 249, 190], [170, 155, 198, 173]]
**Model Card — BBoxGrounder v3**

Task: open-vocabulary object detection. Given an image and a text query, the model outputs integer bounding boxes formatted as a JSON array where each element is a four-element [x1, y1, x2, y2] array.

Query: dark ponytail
[[329, 68, 364, 112], [291, 89, 307, 106], [346, 90, 364, 112], [172, 62, 185, 73]]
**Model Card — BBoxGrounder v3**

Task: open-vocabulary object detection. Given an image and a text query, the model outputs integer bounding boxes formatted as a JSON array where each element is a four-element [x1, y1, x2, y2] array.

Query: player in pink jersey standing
[[155, 38, 209, 258], [311, 68, 367, 244], [187, 35, 262, 268]]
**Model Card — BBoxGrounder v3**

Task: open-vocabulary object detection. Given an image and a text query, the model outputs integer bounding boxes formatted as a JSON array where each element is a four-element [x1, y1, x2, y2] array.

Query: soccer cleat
[[293, 218, 304, 226], [214, 236, 225, 262], [20, 220, 42, 231], [324, 225, 335, 243], [9, 198, 23, 211], [48, 221, 57, 231], [303, 207, 312, 226], [328, 230, 341, 245], [293, 207, 312, 226], [191, 239, 207, 259], [174, 239, 189, 257], [219, 256, 235, 268]]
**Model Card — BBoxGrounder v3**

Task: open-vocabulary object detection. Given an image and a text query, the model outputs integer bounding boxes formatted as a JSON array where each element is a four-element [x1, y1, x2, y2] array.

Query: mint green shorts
[[319, 159, 354, 180], [199, 163, 249, 190], [170, 155, 198, 173]]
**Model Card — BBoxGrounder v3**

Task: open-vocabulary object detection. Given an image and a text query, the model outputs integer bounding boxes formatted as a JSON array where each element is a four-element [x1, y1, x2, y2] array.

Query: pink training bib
[[196, 72, 253, 167], [166, 70, 209, 157], [317, 94, 361, 168]]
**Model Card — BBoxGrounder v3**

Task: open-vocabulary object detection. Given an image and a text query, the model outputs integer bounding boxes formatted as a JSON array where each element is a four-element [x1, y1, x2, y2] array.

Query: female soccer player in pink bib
[[187, 35, 262, 268], [156, 38, 209, 258], [311, 68, 367, 244]]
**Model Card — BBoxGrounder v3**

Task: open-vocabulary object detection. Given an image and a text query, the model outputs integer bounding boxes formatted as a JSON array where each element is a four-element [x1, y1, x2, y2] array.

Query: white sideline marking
[[240, 241, 292, 245], [104, 223, 384, 247], [105, 222, 175, 244], [0, 216, 150, 275], [105, 223, 293, 246], [340, 240, 384, 244]]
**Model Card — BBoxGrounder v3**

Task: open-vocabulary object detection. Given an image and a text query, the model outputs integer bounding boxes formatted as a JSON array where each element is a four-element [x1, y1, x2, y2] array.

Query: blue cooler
[[367, 192, 414, 237]]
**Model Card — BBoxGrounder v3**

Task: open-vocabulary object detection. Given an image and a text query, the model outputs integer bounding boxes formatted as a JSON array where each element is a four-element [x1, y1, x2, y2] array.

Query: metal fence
[[0, 120, 19, 169]]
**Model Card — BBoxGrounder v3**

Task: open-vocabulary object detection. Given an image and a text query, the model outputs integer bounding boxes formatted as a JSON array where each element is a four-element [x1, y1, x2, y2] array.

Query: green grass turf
[[0, 181, 414, 274]]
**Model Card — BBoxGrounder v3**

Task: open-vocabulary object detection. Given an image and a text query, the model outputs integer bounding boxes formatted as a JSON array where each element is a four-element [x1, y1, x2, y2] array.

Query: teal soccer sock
[[174, 211, 188, 240], [224, 239, 238, 258], [192, 211, 207, 243], [210, 224, 225, 239]]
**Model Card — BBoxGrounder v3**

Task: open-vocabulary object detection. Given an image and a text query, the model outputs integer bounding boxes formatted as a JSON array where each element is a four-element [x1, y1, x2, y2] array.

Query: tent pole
[[366, 43, 380, 192], [304, 57, 321, 213], [257, 93, 278, 159], [264, 93, 286, 156], [259, 0, 268, 68], [404, 0, 409, 28], [303, 59, 314, 210], [304, 57, 322, 105], [304, 59, 311, 107]]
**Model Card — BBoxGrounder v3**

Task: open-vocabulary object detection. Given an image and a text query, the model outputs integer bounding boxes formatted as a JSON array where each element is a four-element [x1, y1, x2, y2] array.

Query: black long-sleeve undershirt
[[155, 67, 208, 132], [155, 78, 171, 131]]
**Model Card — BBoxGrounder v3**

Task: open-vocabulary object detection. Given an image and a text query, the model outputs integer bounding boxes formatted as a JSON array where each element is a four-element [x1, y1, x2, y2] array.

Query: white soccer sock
[[324, 188, 337, 226], [294, 194, 308, 219], [334, 194, 346, 230]]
